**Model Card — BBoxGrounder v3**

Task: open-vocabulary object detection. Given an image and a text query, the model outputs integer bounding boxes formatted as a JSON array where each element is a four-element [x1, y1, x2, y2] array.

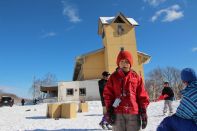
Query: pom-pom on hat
[[181, 68, 197, 83], [116, 48, 133, 67]]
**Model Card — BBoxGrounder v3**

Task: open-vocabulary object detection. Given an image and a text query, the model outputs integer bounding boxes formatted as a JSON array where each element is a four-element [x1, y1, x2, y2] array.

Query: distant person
[[98, 71, 111, 130], [103, 49, 149, 131], [156, 81, 174, 115], [33, 98, 38, 105], [21, 99, 25, 106], [157, 68, 197, 131]]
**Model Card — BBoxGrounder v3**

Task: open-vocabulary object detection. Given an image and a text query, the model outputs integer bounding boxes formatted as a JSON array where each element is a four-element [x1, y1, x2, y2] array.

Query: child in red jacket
[[103, 48, 150, 131]]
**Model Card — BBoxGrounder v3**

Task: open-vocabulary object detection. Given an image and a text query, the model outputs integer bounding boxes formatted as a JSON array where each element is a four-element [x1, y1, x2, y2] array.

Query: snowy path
[[0, 101, 179, 131]]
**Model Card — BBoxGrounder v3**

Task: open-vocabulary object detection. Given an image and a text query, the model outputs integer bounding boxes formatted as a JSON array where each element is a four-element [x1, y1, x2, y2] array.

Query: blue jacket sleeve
[[157, 114, 197, 131], [157, 117, 172, 131]]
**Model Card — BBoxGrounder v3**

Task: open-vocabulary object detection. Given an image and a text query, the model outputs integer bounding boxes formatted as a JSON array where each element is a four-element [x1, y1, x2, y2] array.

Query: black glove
[[104, 107, 116, 125], [140, 108, 148, 129]]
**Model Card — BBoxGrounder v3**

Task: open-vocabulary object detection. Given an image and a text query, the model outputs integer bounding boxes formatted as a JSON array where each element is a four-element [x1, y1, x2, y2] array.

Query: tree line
[[145, 66, 184, 101], [29, 73, 57, 99], [30, 67, 184, 101]]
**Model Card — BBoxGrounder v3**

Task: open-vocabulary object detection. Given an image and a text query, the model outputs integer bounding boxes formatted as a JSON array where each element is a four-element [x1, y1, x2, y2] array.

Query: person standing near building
[[103, 49, 150, 131], [21, 98, 25, 106], [98, 71, 111, 130], [156, 82, 174, 115]]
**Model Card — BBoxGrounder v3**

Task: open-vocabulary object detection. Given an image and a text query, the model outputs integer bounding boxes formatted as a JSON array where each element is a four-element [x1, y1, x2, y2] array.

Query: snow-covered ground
[[0, 100, 179, 131]]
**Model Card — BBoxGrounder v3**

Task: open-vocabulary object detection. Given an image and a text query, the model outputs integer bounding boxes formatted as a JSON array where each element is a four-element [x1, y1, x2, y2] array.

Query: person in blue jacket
[[157, 68, 197, 131], [157, 114, 197, 131]]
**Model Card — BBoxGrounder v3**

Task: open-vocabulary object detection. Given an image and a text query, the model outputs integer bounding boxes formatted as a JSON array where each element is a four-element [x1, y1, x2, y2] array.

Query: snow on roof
[[137, 51, 151, 57], [127, 18, 139, 25], [137, 51, 151, 64], [99, 17, 139, 26], [99, 17, 115, 24]]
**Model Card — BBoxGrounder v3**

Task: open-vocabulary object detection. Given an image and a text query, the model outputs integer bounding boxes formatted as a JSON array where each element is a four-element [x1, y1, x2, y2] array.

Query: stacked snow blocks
[[78, 102, 88, 113], [61, 103, 77, 118], [47, 103, 77, 119], [47, 103, 61, 118]]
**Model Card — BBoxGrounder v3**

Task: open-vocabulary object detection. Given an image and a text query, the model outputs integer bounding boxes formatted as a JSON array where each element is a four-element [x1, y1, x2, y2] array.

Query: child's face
[[119, 59, 130, 72]]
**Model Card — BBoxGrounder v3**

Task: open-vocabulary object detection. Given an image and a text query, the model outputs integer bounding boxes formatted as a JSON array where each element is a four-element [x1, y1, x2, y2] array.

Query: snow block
[[61, 103, 77, 119], [78, 102, 88, 112], [47, 103, 61, 118]]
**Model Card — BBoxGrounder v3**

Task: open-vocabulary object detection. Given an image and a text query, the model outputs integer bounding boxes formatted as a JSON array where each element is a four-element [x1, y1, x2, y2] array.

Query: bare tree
[[145, 67, 164, 101], [29, 73, 57, 99], [41, 73, 57, 86], [162, 67, 183, 99], [145, 67, 184, 101]]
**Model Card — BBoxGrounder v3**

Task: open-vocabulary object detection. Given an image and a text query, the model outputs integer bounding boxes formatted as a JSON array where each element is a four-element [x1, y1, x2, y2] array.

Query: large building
[[73, 12, 150, 81], [41, 13, 151, 102]]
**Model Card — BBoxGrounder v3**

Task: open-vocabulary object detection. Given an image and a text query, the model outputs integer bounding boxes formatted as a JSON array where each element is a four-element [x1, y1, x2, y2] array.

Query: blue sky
[[0, 0, 196, 98]]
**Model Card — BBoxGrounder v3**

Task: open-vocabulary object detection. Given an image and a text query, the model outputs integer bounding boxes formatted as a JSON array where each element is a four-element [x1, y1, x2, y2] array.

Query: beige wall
[[58, 80, 100, 102], [103, 23, 140, 74], [82, 51, 105, 80], [58, 82, 79, 102], [137, 55, 145, 80]]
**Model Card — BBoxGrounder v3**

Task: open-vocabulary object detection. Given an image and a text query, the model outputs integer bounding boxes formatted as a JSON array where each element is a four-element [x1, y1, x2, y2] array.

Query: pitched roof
[[137, 51, 151, 64], [76, 48, 104, 59], [98, 12, 139, 35], [99, 12, 139, 26]]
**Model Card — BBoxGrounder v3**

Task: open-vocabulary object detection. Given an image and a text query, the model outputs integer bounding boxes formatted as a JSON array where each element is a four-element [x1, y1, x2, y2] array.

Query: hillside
[[0, 93, 29, 104]]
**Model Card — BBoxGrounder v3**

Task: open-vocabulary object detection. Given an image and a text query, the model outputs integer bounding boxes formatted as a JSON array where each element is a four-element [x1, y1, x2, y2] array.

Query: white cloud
[[151, 4, 184, 22], [144, 0, 166, 6], [0, 86, 13, 93], [42, 32, 57, 38], [192, 47, 197, 52], [62, 0, 81, 23]]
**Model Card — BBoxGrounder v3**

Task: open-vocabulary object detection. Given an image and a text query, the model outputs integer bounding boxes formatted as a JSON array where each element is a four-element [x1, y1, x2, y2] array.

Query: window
[[79, 88, 86, 96], [66, 88, 74, 96], [102, 31, 105, 39], [117, 25, 124, 35]]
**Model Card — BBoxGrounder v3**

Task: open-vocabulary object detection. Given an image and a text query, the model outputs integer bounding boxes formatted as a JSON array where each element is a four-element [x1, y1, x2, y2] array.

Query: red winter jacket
[[103, 69, 149, 114]]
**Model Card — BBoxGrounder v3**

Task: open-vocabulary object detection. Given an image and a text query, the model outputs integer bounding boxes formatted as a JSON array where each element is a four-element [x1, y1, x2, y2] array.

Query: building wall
[[103, 23, 140, 74], [137, 55, 145, 80], [138, 63, 145, 80], [58, 81, 79, 102], [78, 80, 100, 100], [73, 15, 149, 81], [58, 80, 100, 102], [83, 51, 105, 80]]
